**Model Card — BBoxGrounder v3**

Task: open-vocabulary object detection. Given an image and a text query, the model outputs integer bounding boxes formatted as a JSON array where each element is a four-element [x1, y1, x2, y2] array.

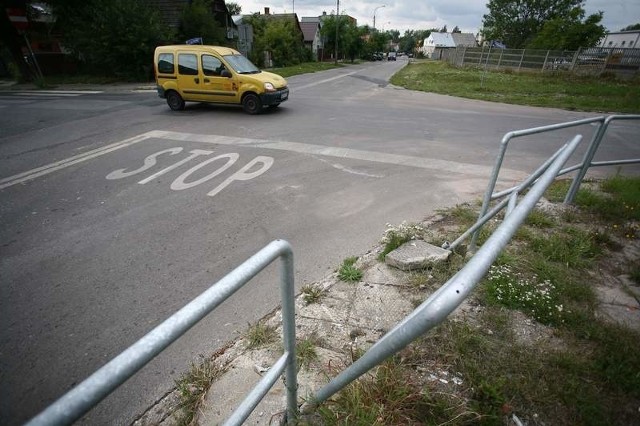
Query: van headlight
[[264, 82, 276, 92]]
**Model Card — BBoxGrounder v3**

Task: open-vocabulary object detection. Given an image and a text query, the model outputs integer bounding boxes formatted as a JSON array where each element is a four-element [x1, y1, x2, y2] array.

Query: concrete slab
[[385, 240, 452, 271]]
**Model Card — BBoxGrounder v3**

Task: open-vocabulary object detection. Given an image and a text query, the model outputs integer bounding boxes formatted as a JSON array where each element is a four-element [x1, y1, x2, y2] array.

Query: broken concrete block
[[384, 240, 452, 271]]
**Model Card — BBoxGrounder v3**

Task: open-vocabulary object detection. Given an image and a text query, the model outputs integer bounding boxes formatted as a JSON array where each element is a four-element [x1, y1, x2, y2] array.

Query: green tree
[[343, 21, 365, 62], [1, 0, 34, 81], [245, 14, 306, 67], [528, 9, 605, 49], [367, 29, 390, 56], [398, 29, 432, 55], [226, 2, 242, 15], [621, 23, 640, 31], [320, 14, 352, 60], [482, 0, 599, 48], [387, 29, 400, 42], [178, 0, 225, 45], [53, 0, 170, 80]]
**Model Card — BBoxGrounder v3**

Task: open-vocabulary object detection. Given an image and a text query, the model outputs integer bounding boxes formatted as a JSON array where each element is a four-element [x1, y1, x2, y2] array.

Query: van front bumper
[[260, 88, 289, 105], [156, 85, 166, 98]]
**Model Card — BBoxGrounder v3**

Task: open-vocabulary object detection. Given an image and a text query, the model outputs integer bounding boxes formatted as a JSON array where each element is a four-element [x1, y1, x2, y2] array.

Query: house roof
[[451, 33, 477, 47], [254, 12, 303, 35], [427, 33, 456, 47], [300, 21, 320, 42]]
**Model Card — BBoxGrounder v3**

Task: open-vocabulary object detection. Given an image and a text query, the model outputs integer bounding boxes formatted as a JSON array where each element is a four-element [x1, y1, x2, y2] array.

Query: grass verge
[[391, 60, 640, 113]]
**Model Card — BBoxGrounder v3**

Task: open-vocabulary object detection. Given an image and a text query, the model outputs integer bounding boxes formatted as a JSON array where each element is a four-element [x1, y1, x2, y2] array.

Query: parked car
[[371, 52, 383, 61], [388, 51, 397, 61]]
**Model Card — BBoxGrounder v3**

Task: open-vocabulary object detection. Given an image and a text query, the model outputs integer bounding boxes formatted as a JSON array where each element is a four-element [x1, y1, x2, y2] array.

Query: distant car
[[387, 51, 397, 61], [371, 52, 383, 61]]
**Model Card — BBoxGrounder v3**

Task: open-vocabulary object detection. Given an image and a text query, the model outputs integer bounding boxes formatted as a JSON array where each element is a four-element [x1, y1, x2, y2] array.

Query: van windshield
[[223, 54, 261, 74]]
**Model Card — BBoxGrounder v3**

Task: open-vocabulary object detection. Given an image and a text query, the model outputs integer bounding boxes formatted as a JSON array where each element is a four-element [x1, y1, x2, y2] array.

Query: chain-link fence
[[442, 46, 640, 78]]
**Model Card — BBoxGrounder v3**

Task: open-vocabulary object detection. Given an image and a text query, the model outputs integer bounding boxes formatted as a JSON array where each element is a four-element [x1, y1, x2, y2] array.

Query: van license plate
[[280, 91, 288, 101]]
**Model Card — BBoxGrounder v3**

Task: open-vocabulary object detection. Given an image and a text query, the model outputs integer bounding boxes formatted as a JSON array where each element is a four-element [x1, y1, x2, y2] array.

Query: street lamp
[[373, 5, 385, 30]]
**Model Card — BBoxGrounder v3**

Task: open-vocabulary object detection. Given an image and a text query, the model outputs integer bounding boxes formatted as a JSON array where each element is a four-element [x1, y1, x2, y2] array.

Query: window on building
[[608, 41, 613, 46], [621, 41, 626, 46]]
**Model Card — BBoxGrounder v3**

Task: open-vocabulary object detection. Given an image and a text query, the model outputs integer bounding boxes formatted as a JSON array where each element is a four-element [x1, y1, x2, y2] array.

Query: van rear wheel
[[166, 91, 185, 111], [242, 93, 262, 114]]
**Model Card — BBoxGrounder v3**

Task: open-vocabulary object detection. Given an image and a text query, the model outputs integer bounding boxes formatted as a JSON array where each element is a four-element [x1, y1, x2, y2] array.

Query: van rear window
[[178, 54, 198, 75], [157, 53, 174, 74]]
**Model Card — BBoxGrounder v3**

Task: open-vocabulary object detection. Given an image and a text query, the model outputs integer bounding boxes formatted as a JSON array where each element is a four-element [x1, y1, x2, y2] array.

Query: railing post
[[564, 118, 608, 204], [280, 245, 298, 423], [518, 48, 525, 71], [542, 49, 550, 71], [470, 134, 511, 250]]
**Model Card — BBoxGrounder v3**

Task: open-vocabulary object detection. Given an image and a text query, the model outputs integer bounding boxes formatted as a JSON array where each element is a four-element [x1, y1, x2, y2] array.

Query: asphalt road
[[1, 58, 639, 425]]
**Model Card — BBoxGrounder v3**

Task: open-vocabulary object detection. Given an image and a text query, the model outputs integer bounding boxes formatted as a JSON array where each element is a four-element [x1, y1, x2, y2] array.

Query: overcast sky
[[235, 0, 640, 34]]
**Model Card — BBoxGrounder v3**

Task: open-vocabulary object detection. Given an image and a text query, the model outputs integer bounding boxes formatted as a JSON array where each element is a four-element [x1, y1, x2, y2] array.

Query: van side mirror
[[221, 69, 231, 78]]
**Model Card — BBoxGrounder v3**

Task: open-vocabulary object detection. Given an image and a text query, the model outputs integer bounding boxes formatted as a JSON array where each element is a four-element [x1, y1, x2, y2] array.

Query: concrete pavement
[[132, 205, 640, 425], [132, 213, 457, 425]]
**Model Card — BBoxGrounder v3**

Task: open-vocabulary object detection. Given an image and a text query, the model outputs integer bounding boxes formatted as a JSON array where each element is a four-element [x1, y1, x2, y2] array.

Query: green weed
[[301, 284, 326, 305], [175, 357, 226, 425], [338, 257, 363, 282], [296, 337, 320, 370], [246, 322, 278, 349]]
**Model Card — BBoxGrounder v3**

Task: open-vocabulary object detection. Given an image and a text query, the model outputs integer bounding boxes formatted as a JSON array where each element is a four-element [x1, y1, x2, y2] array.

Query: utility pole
[[334, 0, 339, 65]]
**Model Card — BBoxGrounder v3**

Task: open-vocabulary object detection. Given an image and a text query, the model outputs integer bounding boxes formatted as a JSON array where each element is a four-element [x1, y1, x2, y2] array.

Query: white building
[[599, 31, 640, 49], [422, 33, 456, 59]]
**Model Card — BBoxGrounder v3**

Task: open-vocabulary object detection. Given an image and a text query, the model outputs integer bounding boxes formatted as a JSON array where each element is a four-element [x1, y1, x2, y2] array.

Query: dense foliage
[[243, 14, 309, 67], [482, 0, 605, 49], [52, 0, 170, 80], [177, 0, 225, 45]]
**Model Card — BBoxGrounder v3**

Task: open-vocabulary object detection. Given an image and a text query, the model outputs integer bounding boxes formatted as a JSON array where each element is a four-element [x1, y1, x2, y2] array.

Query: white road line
[[12, 90, 104, 94], [1, 130, 524, 190], [8, 92, 84, 97], [293, 71, 359, 91], [0, 131, 160, 190], [153, 130, 524, 179]]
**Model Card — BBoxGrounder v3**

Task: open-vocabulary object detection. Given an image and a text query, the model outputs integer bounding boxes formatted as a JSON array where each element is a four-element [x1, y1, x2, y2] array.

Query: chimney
[[264, 7, 270, 15]]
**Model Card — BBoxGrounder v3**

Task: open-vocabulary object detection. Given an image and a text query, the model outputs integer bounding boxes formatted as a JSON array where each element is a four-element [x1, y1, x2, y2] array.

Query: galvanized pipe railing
[[564, 114, 640, 204], [26, 240, 297, 426], [471, 114, 640, 250], [303, 135, 583, 412]]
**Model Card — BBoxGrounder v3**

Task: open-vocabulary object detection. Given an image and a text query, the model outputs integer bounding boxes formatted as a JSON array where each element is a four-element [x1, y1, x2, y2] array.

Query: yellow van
[[154, 45, 289, 114]]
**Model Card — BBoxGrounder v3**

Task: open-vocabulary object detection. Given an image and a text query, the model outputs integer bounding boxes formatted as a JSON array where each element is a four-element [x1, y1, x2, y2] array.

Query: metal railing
[[24, 116, 639, 424], [302, 135, 584, 411], [460, 114, 640, 252], [442, 46, 640, 76], [25, 240, 298, 426]]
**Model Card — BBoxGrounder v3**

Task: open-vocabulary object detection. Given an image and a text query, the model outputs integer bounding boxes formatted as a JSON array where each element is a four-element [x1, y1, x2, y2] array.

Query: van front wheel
[[242, 94, 262, 115], [166, 91, 185, 111]]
